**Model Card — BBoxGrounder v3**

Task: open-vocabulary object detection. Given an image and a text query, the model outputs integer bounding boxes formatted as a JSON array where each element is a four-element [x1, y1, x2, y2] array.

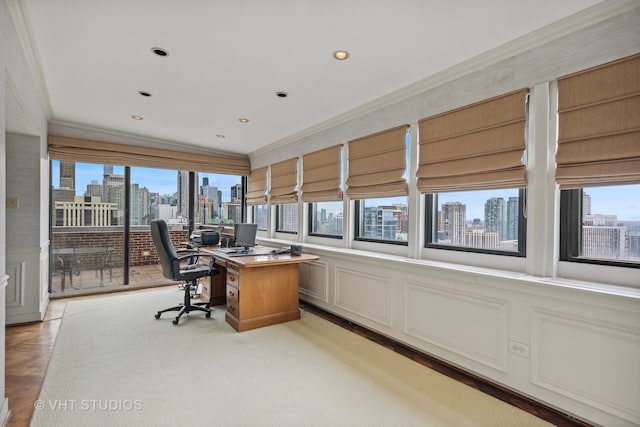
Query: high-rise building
[[506, 196, 519, 241], [583, 192, 592, 216], [59, 161, 75, 189], [85, 180, 101, 197], [200, 177, 221, 217], [441, 202, 466, 245], [362, 205, 400, 240], [230, 184, 242, 203], [130, 184, 151, 225], [177, 171, 190, 219], [485, 197, 507, 241], [582, 226, 627, 259], [102, 165, 124, 203]]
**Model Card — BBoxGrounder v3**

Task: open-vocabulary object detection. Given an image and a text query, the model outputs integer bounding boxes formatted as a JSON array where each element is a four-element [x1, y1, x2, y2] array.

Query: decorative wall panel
[[299, 261, 328, 303], [5, 261, 25, 308], [405, 280, 509, 372], [335, 266, 393, 327], [532, 307, 640, 424]]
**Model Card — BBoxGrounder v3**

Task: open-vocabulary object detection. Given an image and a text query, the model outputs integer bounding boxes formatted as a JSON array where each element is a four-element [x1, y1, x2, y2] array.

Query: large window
[[560, 184, 640, 267], [355, 197, 408, 244], [253, 205, 268, 230], [309, 201, 343, 238], [276, 203, 298, 234], [196, 173, 242, 226], [51, 160, 243, 294], [426, 189, 526, 256]]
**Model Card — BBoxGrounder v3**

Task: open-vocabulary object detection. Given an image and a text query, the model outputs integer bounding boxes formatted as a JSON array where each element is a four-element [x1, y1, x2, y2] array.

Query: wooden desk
[[201, 247, 319, 332]]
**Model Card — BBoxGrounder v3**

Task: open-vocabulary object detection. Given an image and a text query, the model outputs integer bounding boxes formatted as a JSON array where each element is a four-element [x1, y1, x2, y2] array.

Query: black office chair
[[151, 219, 219, 325]]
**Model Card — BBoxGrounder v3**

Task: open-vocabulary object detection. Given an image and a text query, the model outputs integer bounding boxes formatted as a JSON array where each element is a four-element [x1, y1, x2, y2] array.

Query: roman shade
[[245, 167, 268, 206], [269, 158, 298, 204], [301, 145, 343, 202], [346, 125, 409, 199], [417, 89, 529, 193], [556, 53, 640, 189], [48, 135, 250, 176]]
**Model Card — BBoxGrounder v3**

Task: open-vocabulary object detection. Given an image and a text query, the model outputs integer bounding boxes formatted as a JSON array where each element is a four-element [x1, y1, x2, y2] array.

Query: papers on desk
[[217, 246, 274, 257]]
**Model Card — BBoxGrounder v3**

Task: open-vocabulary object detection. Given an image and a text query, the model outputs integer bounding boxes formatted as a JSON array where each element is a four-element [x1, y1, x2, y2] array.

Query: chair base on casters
[[154, 281, 211, 325]]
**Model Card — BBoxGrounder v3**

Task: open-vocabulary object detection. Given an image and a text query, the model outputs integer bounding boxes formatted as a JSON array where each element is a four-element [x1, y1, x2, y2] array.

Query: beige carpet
[[32, 288, 552, 427]]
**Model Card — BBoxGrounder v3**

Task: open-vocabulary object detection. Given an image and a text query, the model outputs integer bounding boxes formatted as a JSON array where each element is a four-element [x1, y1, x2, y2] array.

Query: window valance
[[48, 135, 250, 176], [346, 125, 409, 199], [556, 53, 640, 188], [245, 167, 268, 206], [301, 145, 343, 202], [269, 158, 298, 204], [417, 89, 529, 193]]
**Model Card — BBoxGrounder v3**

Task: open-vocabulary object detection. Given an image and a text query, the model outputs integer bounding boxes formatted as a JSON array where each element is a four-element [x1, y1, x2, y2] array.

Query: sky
[[52, 162, 241, 203], [52, 162, 639, 221]]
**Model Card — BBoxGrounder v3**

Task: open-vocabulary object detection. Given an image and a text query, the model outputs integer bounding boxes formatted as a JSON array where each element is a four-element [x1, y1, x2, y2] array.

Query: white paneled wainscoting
[[298, 248, 640, 427]]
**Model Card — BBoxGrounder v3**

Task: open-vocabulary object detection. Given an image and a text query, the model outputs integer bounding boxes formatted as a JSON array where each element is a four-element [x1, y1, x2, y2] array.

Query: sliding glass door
[[50, 161, 243, 295]]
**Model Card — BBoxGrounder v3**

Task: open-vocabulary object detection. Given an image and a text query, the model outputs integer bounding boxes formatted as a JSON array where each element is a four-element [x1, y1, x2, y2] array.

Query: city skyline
[[52, 162, 241, 203], [52, 162, 639, 221]]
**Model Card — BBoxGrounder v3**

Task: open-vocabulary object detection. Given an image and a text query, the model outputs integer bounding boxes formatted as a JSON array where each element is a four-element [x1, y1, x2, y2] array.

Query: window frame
[[559, 188, 639, 269], [424, 190, 527, 257], [307, 202, 343, 239], [275, 203, 298, 234], [353, 199, 409, 246]]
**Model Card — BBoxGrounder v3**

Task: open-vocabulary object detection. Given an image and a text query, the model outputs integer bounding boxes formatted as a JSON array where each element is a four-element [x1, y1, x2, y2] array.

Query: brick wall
[[52, 228, 189, 267]]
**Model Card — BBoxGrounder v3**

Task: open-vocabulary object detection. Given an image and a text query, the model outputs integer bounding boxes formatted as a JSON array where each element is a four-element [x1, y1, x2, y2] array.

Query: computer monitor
[[233, 223, 258, 251]]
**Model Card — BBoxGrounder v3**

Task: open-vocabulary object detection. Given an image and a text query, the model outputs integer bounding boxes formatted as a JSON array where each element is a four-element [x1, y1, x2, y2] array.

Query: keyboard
[[217, 247, 238, 254]]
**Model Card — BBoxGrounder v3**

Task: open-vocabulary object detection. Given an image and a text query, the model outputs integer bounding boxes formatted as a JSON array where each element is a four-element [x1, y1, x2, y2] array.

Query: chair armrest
[[177, 248, 199, 264], [174, 252, 216, 274]]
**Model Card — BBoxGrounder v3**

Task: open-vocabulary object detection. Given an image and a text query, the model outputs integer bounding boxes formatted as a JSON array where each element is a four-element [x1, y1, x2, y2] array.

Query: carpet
[[32, 288, 552, 427]]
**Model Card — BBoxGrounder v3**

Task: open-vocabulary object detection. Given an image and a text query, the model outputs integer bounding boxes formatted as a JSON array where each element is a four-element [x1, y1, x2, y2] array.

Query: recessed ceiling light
[[333, 50, 350, 60], [216, 134, 225, 138], [238, 118, 249, 123], [132, 115, 143, 120], [275, 91, 288, 98], [138, 91, 152, 97], [151, 47, 169, 57]]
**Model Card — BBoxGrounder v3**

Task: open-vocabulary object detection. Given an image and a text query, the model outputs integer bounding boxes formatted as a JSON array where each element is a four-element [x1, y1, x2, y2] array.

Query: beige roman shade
[[245, 167, 268, 206], [301, 145, 343, 202], [48, 135, 250, 176], [556, 53, 640, 189], [417, 89, 529, 193], [346, 125, 409, 199], [269, 158, 298, 204]]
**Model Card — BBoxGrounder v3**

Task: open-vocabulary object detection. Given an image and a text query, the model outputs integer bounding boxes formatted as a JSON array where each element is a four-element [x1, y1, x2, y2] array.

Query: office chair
[[150, 219, 219, 325]]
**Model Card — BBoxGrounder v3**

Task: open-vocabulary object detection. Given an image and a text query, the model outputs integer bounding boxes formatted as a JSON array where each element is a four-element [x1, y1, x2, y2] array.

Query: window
[[253, 205, 268, 230], [276, 203, 298, 234], [355, 197, 408, 244], [309, 201, 343, 238], [426, 189, 526, 256], [560, 184, 640, 267], [196, 173, 242, 226]]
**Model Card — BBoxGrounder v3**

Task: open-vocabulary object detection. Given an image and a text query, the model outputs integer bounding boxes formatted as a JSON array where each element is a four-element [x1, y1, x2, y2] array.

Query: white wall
[[1, 0, 51, 421], [255, 6, 640, 427]]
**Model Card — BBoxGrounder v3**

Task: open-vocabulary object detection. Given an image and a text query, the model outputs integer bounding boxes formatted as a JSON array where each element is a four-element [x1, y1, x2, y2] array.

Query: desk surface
[[201, 246, 319, 268]]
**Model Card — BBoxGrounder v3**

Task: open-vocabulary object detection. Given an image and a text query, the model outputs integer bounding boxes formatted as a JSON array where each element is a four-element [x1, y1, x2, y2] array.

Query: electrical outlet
[[6, 197, 19, 209], [508, 339, 530, 358]]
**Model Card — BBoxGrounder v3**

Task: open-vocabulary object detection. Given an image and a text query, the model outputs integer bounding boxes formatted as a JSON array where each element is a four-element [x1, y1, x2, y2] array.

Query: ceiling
[[16, 0, 606, 157]]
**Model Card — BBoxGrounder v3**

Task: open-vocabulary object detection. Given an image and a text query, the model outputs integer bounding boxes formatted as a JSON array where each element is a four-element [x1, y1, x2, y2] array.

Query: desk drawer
[[226, 285, 239, 317], [226, 268, 240, 289]]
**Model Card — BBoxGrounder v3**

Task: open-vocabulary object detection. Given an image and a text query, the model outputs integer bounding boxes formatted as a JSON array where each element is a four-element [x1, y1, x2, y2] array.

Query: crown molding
[[251, 0, 640, 158], [6, 0, 53, 118]]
